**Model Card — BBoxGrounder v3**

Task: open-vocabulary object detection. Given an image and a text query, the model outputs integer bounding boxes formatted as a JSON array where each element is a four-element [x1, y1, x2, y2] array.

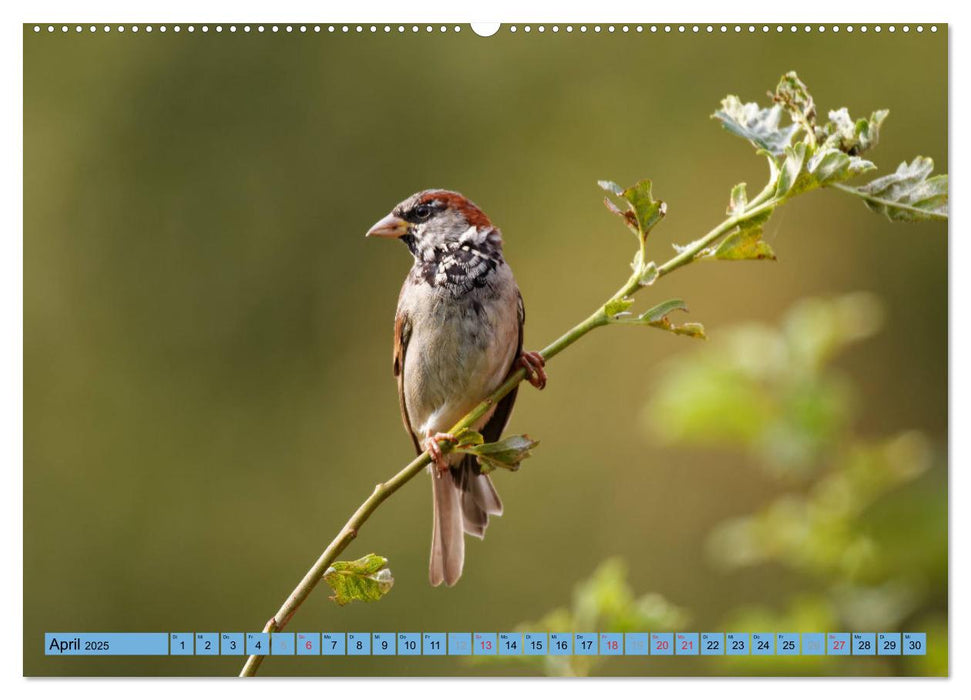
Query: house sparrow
[[366, 190, 547, 586]]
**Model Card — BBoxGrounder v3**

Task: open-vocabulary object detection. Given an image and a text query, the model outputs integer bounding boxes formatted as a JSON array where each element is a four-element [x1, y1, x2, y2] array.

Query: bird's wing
[[393, 305, 421, 453], [453, 288, 523, 523], [479, 288, 525, 444]]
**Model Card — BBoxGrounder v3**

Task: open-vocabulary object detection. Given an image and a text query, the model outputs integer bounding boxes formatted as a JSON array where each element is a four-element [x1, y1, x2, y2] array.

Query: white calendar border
[[1, 0, 963, 698]]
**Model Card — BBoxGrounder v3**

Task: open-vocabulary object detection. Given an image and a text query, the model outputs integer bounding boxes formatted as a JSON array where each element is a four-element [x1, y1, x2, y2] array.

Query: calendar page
[[23, 18, 948, 679]]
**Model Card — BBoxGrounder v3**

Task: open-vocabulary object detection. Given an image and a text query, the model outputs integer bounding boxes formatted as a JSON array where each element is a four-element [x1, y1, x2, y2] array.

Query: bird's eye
[[414, 204, 432, 220]]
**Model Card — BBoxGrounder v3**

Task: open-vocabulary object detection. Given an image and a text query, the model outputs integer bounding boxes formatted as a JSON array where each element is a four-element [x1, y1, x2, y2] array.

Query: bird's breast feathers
[[400, 263, 520, 435]]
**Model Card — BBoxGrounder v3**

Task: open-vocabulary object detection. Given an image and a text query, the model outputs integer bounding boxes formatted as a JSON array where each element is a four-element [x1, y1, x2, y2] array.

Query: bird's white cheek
[[458, 225, 483, 245]]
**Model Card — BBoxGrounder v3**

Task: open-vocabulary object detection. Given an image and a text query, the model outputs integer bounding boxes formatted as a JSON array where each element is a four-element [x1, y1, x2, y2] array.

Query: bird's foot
[[423, 432, 457, 476], [519, 350, 547, 390]]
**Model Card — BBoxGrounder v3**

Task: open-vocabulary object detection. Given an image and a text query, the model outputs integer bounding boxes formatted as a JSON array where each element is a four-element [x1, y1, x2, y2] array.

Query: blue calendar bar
[[44, 631, 928, 656]]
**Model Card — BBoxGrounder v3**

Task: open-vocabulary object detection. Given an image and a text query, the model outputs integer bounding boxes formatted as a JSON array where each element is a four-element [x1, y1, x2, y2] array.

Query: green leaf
[[805, 147, 875, 187], [323, 554, 394, 606], [641, 298, 689, 322], [601, 179, 666, 243], [456, 434, 540, 474], [604, 296, 634, 317], [772, 71, 816, 134], [704, 222, 777, 261], [842, 156, 948, 222], [727, 183, 748, 216], [452, 427, 485, 448], [775, 142, 875, 199], [638, 260, 659, 287], [775, 142, 807, 197], [624, 180, 666, 238], [627, 299, 706, 339], [713, 96, 798, 156], [819, 108, 888, 155], [650, 318, 706, 340]]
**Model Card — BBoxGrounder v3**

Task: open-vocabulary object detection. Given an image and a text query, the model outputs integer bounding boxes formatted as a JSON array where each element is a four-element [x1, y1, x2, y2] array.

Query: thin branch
[[657, 199, 778, 277]]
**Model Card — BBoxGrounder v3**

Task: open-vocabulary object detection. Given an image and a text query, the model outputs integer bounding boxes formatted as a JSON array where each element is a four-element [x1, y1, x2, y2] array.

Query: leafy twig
[[239, 70, 946, 676]]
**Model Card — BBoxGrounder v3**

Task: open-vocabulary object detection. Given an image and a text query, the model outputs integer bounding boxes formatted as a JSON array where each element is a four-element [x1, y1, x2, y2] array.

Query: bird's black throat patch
[[410, 241, 504, 295]]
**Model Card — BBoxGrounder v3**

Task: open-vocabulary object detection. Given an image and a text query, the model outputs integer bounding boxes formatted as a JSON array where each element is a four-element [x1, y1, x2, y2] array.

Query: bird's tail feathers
[[429, 455, 503, 586], [430, 470, 464, 586]]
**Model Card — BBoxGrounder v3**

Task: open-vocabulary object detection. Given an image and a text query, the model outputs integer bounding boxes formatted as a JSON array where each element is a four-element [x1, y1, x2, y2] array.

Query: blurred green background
[[23, 24, 947, 676]]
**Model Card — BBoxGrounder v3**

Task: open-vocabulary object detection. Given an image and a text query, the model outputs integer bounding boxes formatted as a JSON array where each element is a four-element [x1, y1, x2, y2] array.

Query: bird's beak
[[366, 213, 409, 239]]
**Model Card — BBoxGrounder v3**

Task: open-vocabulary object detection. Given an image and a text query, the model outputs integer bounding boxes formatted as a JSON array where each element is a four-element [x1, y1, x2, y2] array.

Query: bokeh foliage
[[489, 295, 945, 677], [472, 558, 688, 676], [646, 294, 947, 676]]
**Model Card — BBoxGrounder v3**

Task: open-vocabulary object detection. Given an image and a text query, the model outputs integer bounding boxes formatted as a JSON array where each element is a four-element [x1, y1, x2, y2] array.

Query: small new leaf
[[452, 427, 485, 449], [713, 96, 798, 156], [844, 156, 948, 222], [641, 299, 689, 323], [775, 142, 807, 197], [819, 108, 888, 155], [638, 260, 659, 287], [649, 318, 707, 340], [457, 434, 540, 474], [772, 71, 816, 135], [600, 179, 666, 243], [604, 296, 635, 317], [323, 554, 394, 606], [631, 300, 707, 340], [727, 183, 748, 216], [805, 147, 876, 188], [703, 222, 777, 261]]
